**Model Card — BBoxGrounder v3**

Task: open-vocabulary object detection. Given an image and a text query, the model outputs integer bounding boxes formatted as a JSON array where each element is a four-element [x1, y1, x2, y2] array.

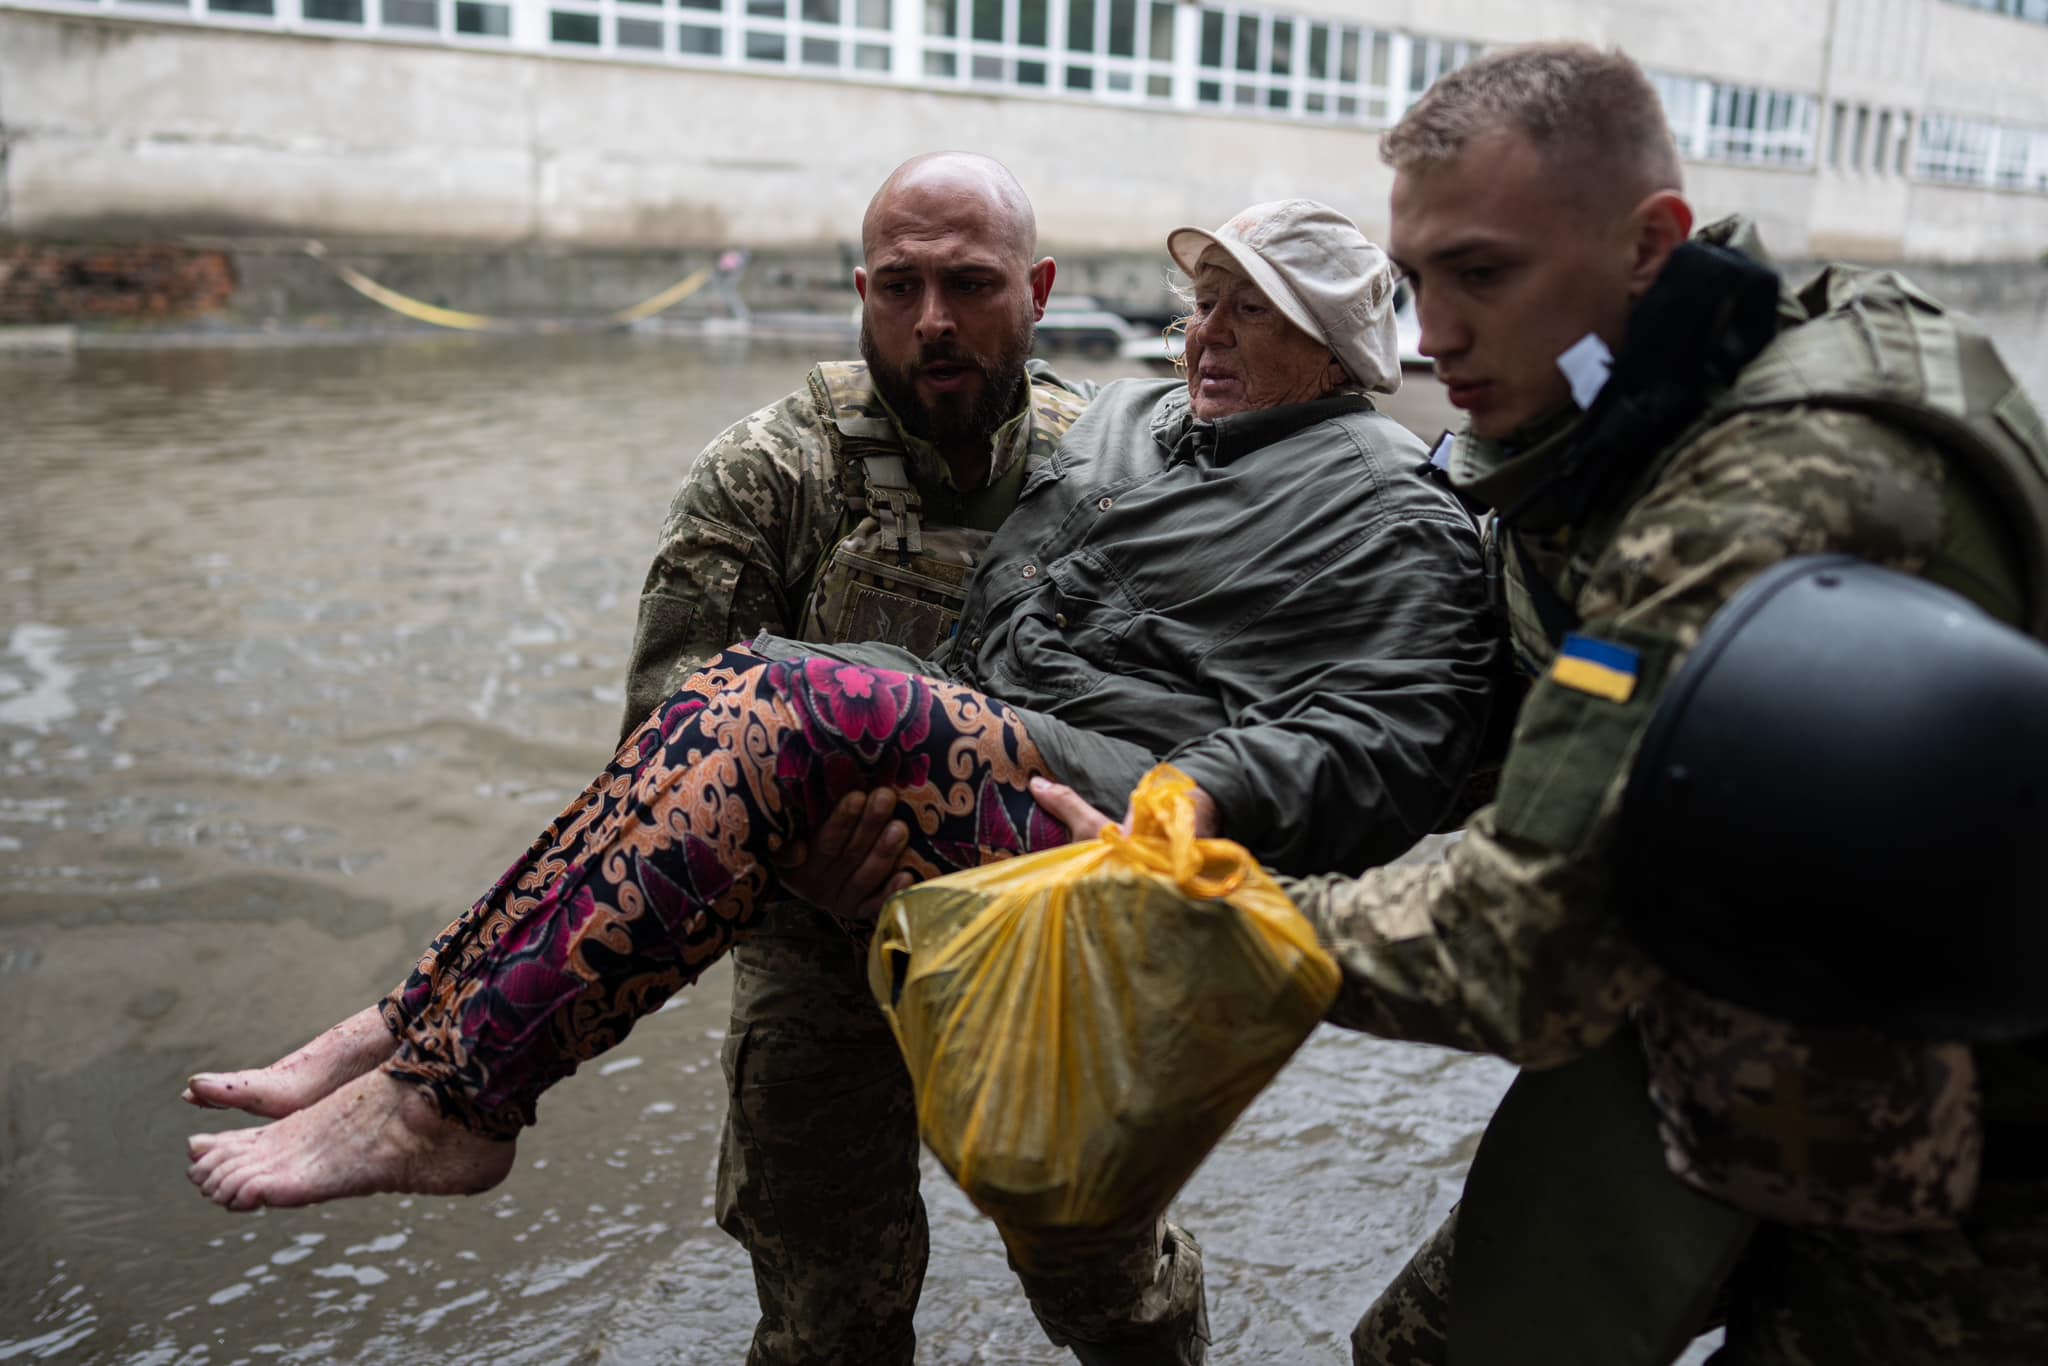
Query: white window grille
[[1403, 34, 1473, 106], [914, 0, 1168, 97], [1916, 112, 2048, 191], [538, 0, 889, 68], [999, 0, 1179, 102], [1651, 72, 1817, 168], [1194, 5, 1400, 123], [1915, 112, 2000, 183]]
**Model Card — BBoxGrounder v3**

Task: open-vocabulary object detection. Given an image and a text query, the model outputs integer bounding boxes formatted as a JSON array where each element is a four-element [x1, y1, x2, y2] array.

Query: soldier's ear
[[1624, 192, 1693, 301], [854, 266, 870, 302], [1029, 257, 1056, 320]]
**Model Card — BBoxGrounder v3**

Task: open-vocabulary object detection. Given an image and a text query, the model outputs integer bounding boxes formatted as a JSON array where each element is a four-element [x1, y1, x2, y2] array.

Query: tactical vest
[[1501, 262, 2048, 668], [795, 361, 1084, 658]]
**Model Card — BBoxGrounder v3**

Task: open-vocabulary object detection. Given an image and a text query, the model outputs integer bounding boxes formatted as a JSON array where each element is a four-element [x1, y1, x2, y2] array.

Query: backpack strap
[[1710, 265, 2048, 640]]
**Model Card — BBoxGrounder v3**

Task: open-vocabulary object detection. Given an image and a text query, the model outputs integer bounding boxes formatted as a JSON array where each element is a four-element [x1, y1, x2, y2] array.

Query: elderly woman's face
[[1183, 265, 1341, 420]]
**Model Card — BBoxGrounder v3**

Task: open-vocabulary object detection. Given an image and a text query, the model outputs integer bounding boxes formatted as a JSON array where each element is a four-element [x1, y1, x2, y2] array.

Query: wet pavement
[[0, 335, 1589, 1362]]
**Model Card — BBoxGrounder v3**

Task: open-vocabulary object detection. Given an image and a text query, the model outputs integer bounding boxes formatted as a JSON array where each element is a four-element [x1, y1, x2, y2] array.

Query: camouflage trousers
[[718, 904, 1210, 1366], [1352, 1189, 2048, 1365]]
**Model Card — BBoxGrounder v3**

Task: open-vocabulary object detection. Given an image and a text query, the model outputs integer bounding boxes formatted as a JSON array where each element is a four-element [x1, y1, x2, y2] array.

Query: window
[[1916, 112, 2048, 191], [924, 0, 1170, 99], [1194, 4, 1398, 121], [1914, 112, 2000, 182], [382, 0, 437, 27], [1404, 35, 1473, 106], [536, 0, 886, 69], [1652, 72, 1818, 167], [1945, 0, 2048, 25]]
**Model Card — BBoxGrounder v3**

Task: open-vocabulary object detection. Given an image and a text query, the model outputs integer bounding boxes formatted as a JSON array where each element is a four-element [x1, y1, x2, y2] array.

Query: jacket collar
[[1151, 387, 1376, 466], [870, 379, 1037, 492]]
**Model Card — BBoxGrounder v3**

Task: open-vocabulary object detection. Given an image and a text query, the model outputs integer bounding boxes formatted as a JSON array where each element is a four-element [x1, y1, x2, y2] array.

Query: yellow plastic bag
[[867, 764, 1340, 1248]]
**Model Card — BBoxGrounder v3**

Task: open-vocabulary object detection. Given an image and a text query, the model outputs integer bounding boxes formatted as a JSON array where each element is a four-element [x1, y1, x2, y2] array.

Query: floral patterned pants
[[378, 651, 1070, 1138]]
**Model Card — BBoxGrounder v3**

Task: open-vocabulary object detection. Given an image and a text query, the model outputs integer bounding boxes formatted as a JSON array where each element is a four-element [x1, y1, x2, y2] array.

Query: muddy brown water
[[0, 335, 1568, 1363]]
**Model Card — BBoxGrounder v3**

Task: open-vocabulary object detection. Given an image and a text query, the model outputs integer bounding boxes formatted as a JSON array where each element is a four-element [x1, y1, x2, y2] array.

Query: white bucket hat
[[1166, 199, 1402, 394]]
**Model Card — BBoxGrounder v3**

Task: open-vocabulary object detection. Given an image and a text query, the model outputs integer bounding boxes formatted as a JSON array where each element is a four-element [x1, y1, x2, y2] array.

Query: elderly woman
[[186, 200, 1495, 1210]]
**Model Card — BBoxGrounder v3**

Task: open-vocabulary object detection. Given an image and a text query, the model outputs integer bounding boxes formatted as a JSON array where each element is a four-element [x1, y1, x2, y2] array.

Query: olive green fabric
[[1448, 1036, 1756, 1366], [940, 380, 1498, 874]]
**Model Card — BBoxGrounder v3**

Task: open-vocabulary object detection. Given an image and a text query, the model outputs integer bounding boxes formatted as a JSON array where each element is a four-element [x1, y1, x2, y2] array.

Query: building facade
[[2, 0, 2047, 260]]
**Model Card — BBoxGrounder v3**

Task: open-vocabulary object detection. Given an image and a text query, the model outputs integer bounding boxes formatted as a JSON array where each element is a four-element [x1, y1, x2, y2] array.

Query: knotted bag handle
[[1099, 766, 1251, 901]]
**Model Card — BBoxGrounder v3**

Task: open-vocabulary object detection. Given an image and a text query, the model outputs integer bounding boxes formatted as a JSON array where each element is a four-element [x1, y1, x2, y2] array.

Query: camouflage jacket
[[1284, 223, 2048, 1230], [619, 361, 1086, 740]]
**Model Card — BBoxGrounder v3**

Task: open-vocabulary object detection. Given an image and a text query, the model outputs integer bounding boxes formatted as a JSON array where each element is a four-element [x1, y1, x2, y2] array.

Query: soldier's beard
[[861, 314, 1035, 451]]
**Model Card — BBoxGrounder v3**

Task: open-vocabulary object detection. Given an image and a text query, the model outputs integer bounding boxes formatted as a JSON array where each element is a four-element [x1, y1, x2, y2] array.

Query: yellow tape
[[303, 241, 713, 335]]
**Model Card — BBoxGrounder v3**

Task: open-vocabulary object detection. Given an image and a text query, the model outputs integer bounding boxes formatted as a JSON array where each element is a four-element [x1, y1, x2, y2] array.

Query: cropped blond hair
[[1382, 43, 1682, 207]]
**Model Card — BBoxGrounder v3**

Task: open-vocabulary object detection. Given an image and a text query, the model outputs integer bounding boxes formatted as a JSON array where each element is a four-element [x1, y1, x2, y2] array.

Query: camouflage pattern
[[622, 361, 1074, 733], [798, 515, 993, 658], [1717, 1168, 2048, 1363], [1349, 1208, 1455, 1366], [1638, 985, 1982, 1233], [622, 361, 1206, 1366], [715, 919, 929, 1365], [1293, 229, 2048, 1362], [794, 360, 1083, 658]]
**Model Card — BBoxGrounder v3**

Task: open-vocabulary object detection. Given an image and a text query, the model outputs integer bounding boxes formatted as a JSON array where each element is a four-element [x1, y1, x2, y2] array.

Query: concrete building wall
[[0, 11, 1397, 251], [1922, 0, 2048, 121], [1336, 0, 1832, 89], [4, 4, 2048, 260]]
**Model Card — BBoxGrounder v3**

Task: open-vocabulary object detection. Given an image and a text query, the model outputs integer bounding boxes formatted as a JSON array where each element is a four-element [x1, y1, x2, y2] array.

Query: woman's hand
[[1028, 776, 1222, 840]]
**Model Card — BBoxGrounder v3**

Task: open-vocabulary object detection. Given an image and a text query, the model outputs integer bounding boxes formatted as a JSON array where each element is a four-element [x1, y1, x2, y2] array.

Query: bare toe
[[185, 1005, 399, 1119], [182, 1069, 514, 1211], [198, 1151, 243, 1202], [216, 1162, 263, 1211]]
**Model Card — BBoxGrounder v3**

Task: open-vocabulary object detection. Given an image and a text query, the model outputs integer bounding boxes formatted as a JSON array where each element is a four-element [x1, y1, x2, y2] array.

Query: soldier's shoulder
[[1667, 402, 1943, 501], [689, 377, 836, 491], [1025, 374, 1092, 439]]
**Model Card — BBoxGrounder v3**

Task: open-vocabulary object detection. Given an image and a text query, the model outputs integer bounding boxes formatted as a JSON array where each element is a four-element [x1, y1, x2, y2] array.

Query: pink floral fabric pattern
[[379, 651, 1068, 1137]]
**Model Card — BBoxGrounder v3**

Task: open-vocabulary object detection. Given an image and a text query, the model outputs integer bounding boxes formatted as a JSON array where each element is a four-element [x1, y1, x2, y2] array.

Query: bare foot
[[186, 1068, 514, 1212], [184, 1005, 397, 1118]]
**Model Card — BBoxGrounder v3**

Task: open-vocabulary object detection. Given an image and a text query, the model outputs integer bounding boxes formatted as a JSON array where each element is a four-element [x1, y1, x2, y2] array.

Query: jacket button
[[1054, 613, 1069, 628], [1022, 564, 1037, 578], [1098, 496, 1114, 511], [970, 636, 983, 649]]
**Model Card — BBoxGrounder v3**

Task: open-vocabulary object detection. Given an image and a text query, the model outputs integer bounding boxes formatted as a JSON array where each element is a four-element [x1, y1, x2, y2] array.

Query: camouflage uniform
[[621, 361, 1210, 1366], [1293, 221, 2048, 1364]]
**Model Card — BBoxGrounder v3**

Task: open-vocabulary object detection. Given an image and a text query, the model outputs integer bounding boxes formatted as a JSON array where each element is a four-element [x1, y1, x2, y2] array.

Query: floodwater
[[0, 335, 1522, 1364]]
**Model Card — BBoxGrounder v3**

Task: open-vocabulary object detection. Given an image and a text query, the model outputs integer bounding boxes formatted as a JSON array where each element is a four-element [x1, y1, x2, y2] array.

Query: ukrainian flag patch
[[1551, 632, 1640, 702]]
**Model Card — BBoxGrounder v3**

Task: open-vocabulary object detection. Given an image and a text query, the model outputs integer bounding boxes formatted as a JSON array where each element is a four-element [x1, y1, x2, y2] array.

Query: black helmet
[[1617, 555, 2048, 1041]]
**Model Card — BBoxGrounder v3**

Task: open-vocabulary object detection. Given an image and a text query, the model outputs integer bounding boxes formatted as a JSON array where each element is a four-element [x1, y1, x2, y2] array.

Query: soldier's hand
[[772, 787, 914, 921]]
